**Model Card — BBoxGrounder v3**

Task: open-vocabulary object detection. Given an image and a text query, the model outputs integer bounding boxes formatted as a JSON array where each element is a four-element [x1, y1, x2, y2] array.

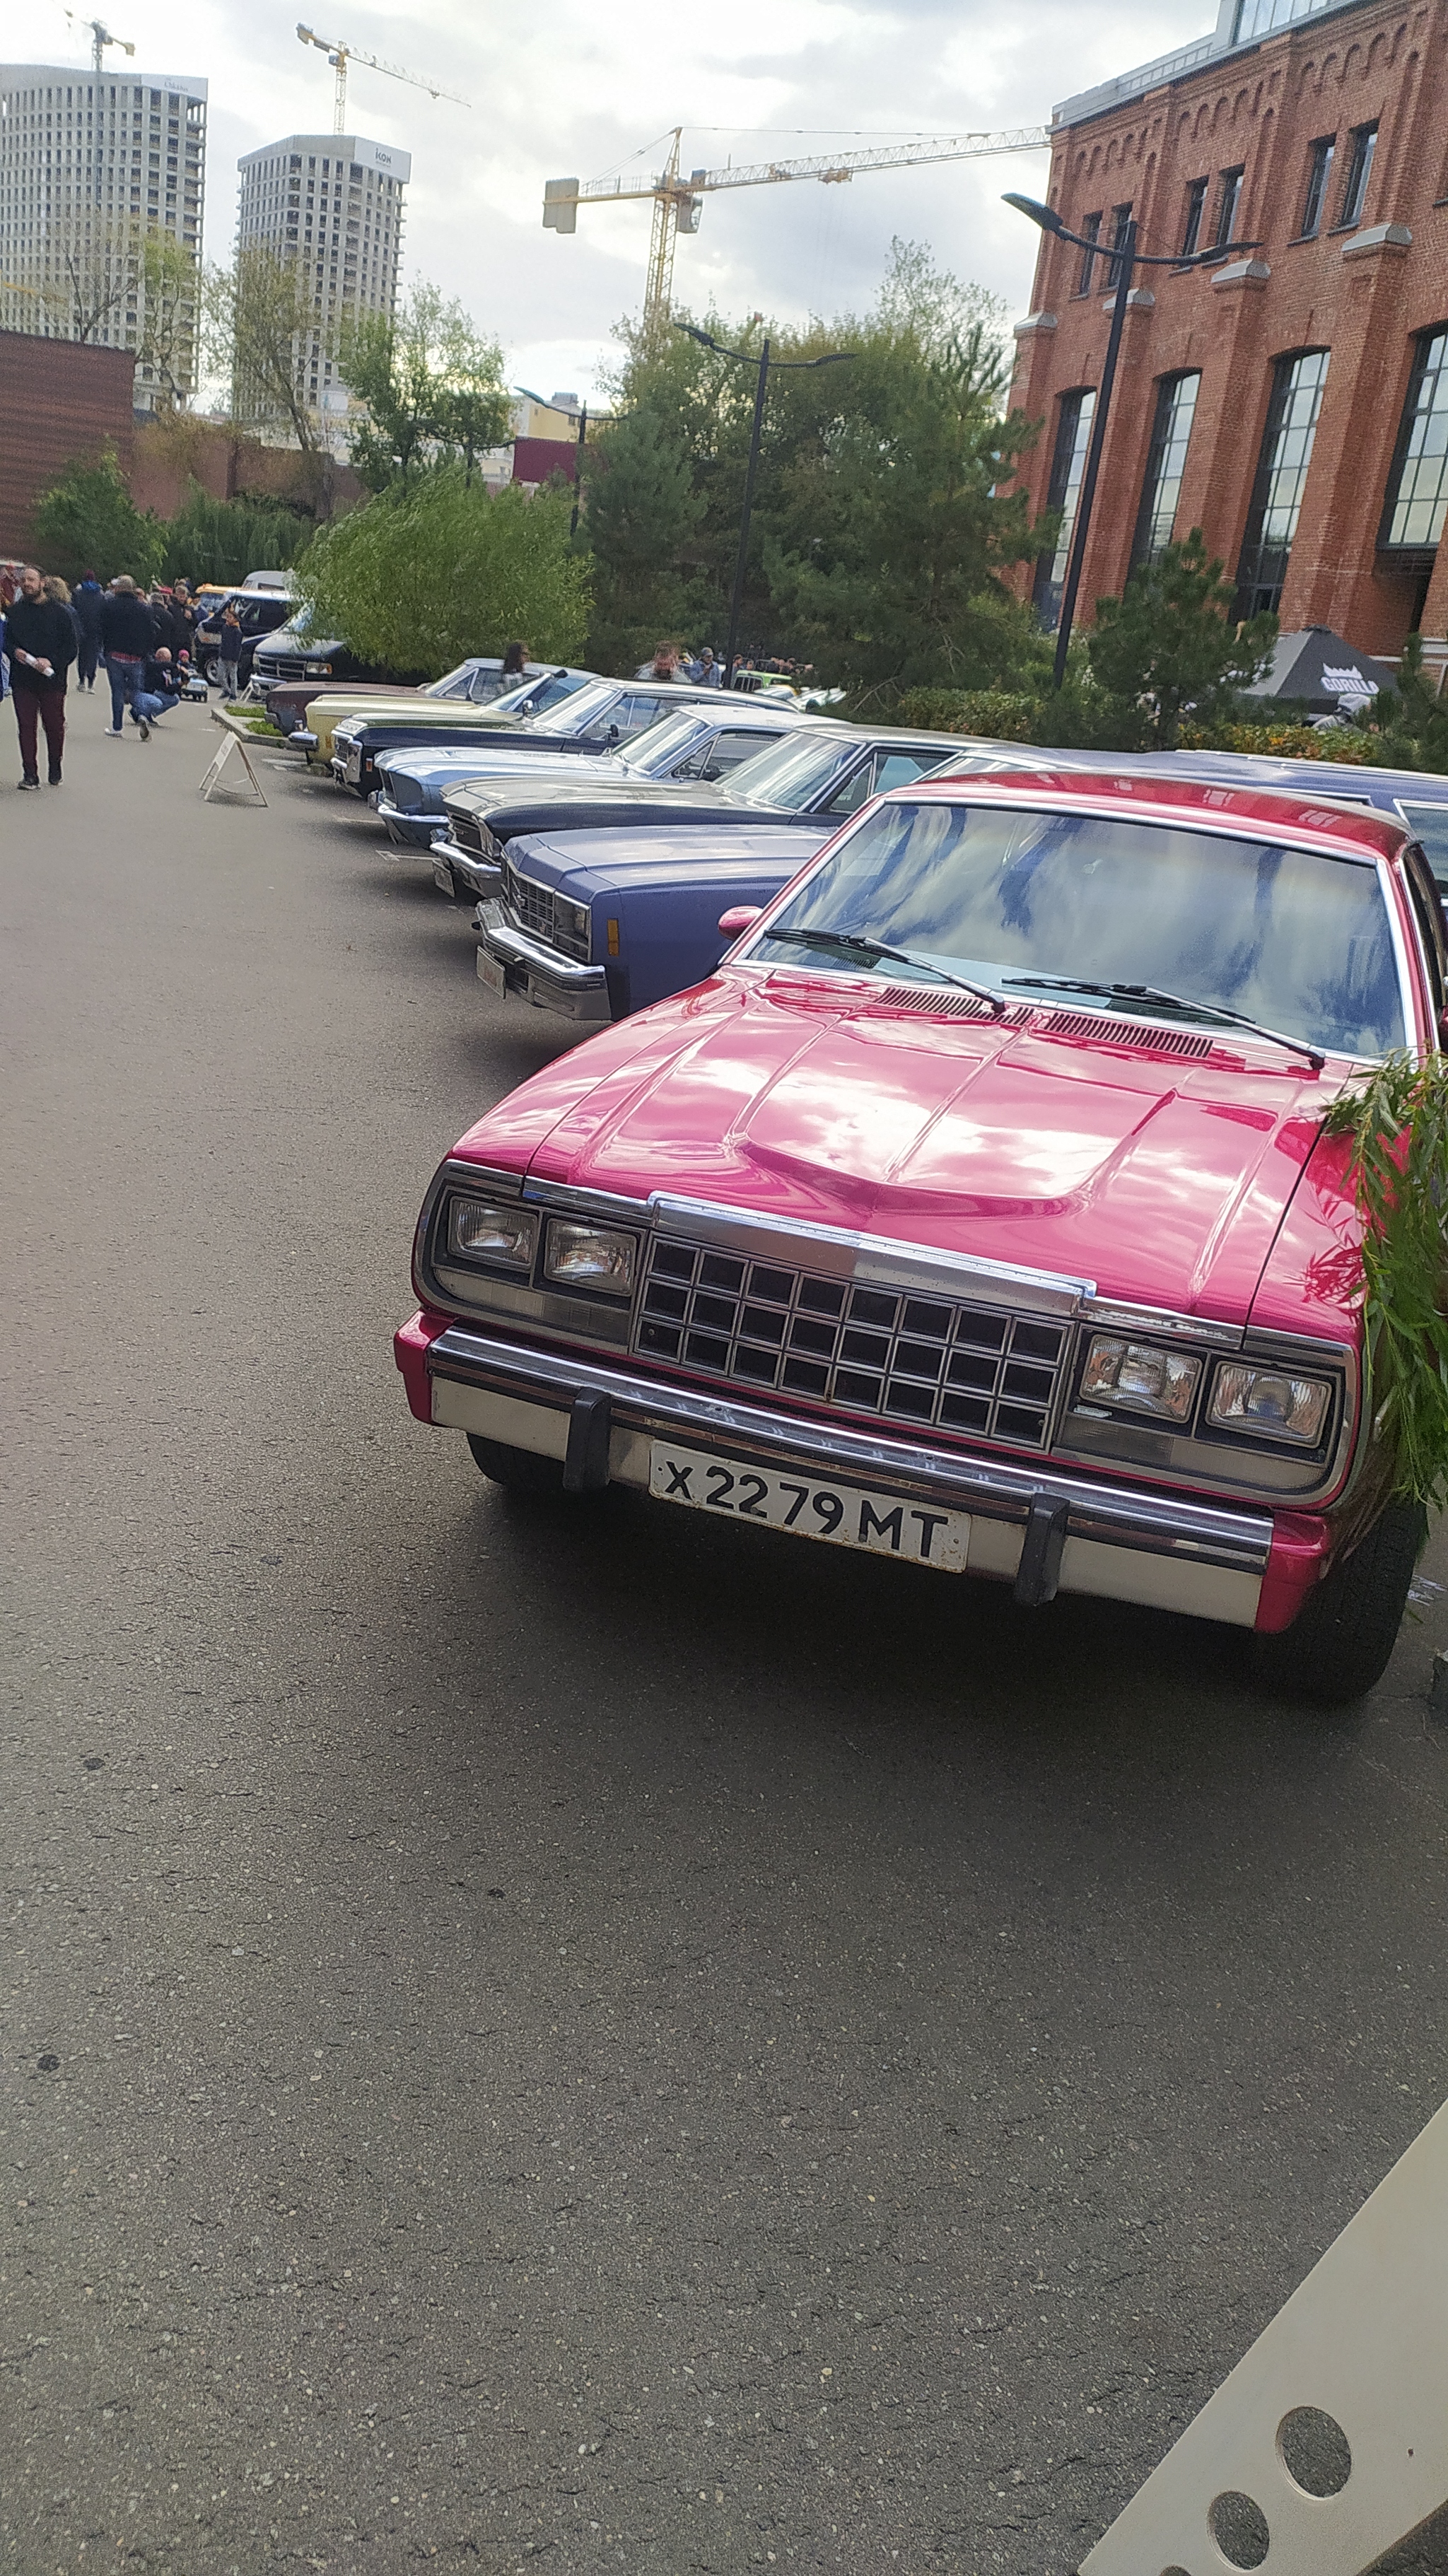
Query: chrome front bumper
[[475, 898, 612, 1022], [293, 728, 317, 752], [431, 833, 503, 901], [375, 796, 439, 848], [425, 1320, 1273, 1626]]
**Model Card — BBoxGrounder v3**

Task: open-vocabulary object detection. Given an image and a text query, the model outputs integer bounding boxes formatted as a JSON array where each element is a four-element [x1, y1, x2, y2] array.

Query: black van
[[192, 590, 293, 686]]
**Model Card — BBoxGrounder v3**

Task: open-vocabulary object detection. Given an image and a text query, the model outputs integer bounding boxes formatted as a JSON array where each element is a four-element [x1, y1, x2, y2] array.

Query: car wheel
[[1254, 1499, 1427, 1705], [466, 1432, 568, 1498], [202, 656, 219, 685]]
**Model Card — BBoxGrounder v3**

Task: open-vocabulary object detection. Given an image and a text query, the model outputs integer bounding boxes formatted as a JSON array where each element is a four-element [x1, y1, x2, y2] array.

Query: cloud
[[36, 0, 1215, 394]]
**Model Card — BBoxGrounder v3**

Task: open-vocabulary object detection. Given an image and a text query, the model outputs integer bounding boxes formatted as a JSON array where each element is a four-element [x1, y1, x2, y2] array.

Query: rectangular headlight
[[543, 1219, 637, 1295], [558, 898, 591, 949], [447, 1196, 537, 1270], [1080, 1334, 1202, 1424], [1207, 1362, 1332, 1446]]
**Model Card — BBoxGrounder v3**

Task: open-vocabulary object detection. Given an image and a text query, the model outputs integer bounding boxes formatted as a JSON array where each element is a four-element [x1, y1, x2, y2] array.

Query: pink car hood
[[464, 975, 1358, 1330]]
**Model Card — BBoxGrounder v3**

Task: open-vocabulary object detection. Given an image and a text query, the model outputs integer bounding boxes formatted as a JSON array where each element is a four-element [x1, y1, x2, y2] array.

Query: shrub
[[160, 481, 311, 587], [297, 467, 591, 678], [30, 445, 165, 587]]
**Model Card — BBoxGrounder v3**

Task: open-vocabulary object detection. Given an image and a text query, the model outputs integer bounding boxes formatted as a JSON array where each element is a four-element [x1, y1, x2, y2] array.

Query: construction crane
[[64, 14, 136, 73], [544, 124, 1053, 325], [295, 23, 470, 134]]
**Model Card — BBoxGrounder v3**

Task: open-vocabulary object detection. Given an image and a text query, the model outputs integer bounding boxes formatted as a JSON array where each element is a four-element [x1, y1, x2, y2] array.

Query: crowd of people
[[0, 566, 216, 788], [634, 640, 816, 690]]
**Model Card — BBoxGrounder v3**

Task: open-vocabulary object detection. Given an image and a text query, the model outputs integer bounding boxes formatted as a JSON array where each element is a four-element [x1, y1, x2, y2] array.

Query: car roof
[[893, 767, 1412, 862]]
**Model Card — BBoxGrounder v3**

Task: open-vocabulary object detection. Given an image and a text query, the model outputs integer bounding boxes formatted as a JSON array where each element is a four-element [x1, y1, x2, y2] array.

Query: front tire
[[1254, 1500, 1427, 1706], [466, 1433, 566, 1499]]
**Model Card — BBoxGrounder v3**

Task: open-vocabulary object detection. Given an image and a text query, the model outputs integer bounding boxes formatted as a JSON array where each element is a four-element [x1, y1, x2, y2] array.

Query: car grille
[[445, 806, 489, 855], [634, 1235, 1069, 1447], [263, 655, 315, 681], [501, 861, 589, 961], [385, 772, 422, 811]]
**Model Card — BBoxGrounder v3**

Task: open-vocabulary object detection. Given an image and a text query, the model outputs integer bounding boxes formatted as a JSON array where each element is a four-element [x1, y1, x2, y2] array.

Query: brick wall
[[1010, 0, 1448, 655], [0, 329, 134, 558], [128, 416, 366, 522]]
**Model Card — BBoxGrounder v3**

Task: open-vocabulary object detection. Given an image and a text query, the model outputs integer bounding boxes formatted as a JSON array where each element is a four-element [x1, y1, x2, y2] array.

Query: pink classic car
[[397, 772, 1445, 1704]]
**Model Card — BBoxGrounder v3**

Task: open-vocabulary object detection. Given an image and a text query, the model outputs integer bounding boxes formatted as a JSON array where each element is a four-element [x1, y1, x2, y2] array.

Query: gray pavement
[[5, 693, 1448, 2576]]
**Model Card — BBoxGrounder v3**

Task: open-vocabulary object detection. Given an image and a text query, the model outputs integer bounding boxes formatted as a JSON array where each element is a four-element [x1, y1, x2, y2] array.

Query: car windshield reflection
[[746, 799, 1406, 1060]]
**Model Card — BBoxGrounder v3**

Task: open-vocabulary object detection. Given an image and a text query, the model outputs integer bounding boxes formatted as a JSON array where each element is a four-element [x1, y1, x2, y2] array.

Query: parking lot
[[6, 706, 1448, 2573]]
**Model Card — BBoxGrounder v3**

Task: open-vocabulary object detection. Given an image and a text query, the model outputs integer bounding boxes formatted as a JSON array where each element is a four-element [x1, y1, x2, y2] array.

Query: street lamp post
[[674, 321, 852, 687], [1003, 194, 1259, 688]]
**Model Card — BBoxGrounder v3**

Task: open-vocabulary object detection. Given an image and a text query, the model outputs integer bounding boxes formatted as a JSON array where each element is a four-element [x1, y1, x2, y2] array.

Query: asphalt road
[[6, 696, 1448, 2576]]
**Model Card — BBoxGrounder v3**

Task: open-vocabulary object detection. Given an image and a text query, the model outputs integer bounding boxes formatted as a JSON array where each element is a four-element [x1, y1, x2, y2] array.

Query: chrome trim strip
[[1081, 1296, 1243, 1350], [426, 1323, 1274, 1572], [648, 1191, 1094, 1316], [479, 903, 607, 995]]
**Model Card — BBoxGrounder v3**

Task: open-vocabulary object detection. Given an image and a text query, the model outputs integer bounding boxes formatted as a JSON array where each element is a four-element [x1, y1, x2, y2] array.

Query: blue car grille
[[634, 1236, 1068, 1447], [501, 860, 589, 961], [385, 772, 423, 811]]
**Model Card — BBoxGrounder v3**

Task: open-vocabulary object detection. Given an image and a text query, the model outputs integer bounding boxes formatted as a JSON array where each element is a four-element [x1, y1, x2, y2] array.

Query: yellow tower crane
[[544, 124, 1052, 326], [64, 16, 136, 73], [295, 24, 470, 134]]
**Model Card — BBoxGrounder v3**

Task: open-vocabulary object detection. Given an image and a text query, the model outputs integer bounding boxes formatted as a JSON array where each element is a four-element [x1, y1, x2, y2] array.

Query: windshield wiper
[[1002, 974, 1325, 1072], [764, 927, 1006, 1015]]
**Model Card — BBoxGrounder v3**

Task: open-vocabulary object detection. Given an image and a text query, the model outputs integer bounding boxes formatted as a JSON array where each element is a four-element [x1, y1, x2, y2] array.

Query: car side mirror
[[718, 905, 763, 937]]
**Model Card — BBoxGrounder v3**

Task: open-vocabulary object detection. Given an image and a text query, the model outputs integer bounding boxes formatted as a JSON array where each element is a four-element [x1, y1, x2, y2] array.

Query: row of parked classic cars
[[255, 649, 1448, 1709]]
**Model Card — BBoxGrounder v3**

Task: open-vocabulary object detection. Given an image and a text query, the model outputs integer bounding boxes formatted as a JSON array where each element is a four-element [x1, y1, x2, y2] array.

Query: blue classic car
[[373, 696, 807, 851], [438, 722, 986, 910], [470, 742, 1044, 1026]]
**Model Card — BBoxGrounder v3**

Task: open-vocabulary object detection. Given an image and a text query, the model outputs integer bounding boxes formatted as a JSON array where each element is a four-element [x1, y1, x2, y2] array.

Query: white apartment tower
[[235, 132, 408, 424], [0, 64, 206, 408]]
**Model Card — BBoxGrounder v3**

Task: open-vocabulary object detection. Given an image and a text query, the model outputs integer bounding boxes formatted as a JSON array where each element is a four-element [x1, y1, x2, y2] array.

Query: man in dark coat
[[4, 564, 76, 788], [73, 572, 104, 691], [100, 575, 158, 737]]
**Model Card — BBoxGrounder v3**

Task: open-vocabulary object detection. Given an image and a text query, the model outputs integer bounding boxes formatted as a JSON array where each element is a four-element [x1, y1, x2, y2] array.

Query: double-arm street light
[[1003, 193, 1259, 687], [673, 321, 853, 686]]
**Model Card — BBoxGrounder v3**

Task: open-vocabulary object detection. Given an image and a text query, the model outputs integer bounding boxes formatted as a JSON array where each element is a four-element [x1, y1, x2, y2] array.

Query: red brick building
[[0, 329, 134, 560], [1009, 0, 1448, 664]]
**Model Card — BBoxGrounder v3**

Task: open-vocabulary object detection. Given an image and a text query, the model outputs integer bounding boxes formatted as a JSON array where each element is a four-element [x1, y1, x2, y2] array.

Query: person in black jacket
[[4, 563, 76, 787], [100, 575, 158, 737], [73, 572, 104, 690]]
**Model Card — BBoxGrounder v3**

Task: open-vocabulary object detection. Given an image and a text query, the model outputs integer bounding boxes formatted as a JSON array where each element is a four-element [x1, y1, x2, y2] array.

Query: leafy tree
[[160, 482, 311, 587], [764, 318, 1043, 701], [580, 241, 1049, 692], [205, 247, 323, 452], [1087, 529, 1277, 750], [337, 284, 510, 490], [296, 468, 590, 676], [29, 446, 165, 587], [579, 402, 706, 673], [135, 230, 202, 408]]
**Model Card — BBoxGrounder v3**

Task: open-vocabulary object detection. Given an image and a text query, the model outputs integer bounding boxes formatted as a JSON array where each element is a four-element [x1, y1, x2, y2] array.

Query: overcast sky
[[43, 0, 1214, 400]]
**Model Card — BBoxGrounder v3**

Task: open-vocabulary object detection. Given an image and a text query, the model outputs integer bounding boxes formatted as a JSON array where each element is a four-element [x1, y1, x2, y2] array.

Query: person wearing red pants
[[4, 564, 75, 787]]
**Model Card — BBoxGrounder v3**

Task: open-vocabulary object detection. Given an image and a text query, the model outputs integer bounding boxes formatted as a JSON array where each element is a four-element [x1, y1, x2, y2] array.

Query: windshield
[[723, 730, 856, 809], [426, 662, 479, 698], [747, 800, 1406, 1059], [532, 679, 621, 736], [619, 710, 711, 775]]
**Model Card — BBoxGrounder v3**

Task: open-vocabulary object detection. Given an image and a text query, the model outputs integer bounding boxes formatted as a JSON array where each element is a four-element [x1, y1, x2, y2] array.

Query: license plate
[[433, 857, 455, 896], [477, 947, 507, 999], [648, 1441, 969, 1570]]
